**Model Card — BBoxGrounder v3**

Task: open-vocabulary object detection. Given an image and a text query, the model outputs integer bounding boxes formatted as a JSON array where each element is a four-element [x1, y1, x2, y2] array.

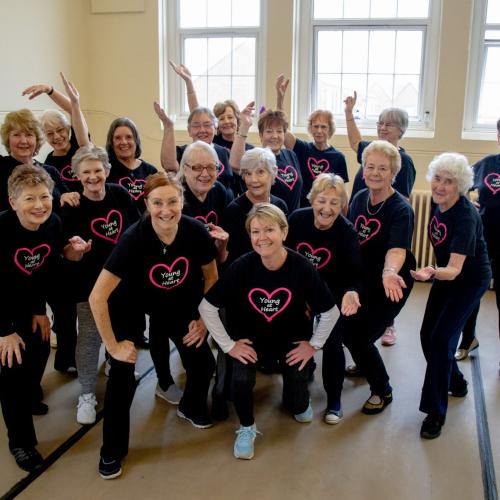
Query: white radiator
[[410, 190, 435, 268]]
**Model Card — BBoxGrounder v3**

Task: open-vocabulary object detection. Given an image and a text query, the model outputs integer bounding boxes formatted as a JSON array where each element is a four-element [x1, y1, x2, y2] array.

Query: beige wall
[[1, 0, 498, 191]]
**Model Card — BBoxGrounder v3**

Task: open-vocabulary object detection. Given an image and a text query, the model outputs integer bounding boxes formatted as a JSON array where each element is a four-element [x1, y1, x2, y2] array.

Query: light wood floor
[[1, 283, 499, 500]]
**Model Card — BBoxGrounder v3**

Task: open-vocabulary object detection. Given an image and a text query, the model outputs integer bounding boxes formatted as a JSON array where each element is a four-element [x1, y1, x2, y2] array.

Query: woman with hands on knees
[[276, 74, 348, 207], [287, 173, 362, 424], [411, 153, 491, 439], [200, 203, 336, 460], [0, 164, 87, 472], [89, 172, 217, 479]]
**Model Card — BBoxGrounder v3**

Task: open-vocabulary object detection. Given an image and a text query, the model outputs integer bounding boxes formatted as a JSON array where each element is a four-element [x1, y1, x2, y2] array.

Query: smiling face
[[311, 188, 342, 230], [8, 128, 37, 163], [243, 165, 274, 201], [9, 183, 52, 230], [44, 123, 70, 156], [188, 112, 215, 144], [183, 149, 218, 197], [77, 159, 108, 200], [363, 152, 394, 193], [217, 106, 238, 140], [260, 125, 285, 154], [112, 126, 137, 162], [376, 121, 401, 145], [249, 216, 287, 259], [431, 171, 460, 210], [145, 184, 183, 234]]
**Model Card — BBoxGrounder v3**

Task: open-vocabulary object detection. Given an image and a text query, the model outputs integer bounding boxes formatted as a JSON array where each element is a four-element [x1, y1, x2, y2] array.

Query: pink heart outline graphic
[[60, 164, 79, 182], [14, 243, 51, 275], [296, 242, 332, 269], [307, 157, 330, 179], [149, 257, 189, 290], [90, 209, 123, 244], [195, 210, 218, 225], [276, 166, 298, 191], [428, 216, 447, 246], [119, 176, 146, 201], [248, 287, 292, 322], [217, 161, 225, 178], [354, 215, 381, 245], [484, 172, 500, 195]]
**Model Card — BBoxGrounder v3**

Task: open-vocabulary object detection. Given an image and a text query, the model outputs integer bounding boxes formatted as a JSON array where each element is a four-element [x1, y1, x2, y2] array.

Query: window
[[294, 0, 441, 130], [162, 0, 264, 121], [464, 0, 500, 131]]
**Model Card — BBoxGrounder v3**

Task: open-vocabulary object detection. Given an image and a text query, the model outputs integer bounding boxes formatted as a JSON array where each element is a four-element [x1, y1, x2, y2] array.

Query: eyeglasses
[[376, 121, 398, 129], [189, 122, 214, 130], [185, 163, 218, 173]]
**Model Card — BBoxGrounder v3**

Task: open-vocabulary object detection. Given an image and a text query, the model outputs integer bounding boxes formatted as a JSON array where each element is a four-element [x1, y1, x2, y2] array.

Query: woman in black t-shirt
[[89, 172, 217, 479], [200, 203, 335, 460], [411, 153, 491, 439]]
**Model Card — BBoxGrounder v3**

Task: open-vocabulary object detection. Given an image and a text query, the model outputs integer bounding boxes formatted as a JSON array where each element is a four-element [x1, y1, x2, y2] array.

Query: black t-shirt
[[293, 139, 349, 207], [272, 149, 303, 212], [213, 133, 254, 153], [473, 154, 500, 254], [349, 189, 415, 293], [61, 184, 140, 300], [350, 141, 416, 199], [0, 210, 62, 336], [428, 196, 491, 285], [182, 180, 233, 227], [107, 158, 158, 213], [287, 208, 362, 300], [104, 214, 218, 323], [205, 250, 334, 350], [222, 193, 288, 264]]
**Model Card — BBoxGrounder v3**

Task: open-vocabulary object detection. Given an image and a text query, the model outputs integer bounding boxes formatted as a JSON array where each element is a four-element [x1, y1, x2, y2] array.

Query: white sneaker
[[50, 332, 57, 349], [155, 382, 183, 405], [77, 393, 97, 425]]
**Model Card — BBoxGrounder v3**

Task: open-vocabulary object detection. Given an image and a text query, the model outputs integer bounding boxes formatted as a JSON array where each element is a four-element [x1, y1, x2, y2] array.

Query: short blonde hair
[[213, 100, 240, 126], [307, 173, 348, 210], [362, 140, 401, 180], [1, 109, 44, 155], [8, 164, 54, 199], [426, 152, 473, 195], [245, 203, 288, 235]]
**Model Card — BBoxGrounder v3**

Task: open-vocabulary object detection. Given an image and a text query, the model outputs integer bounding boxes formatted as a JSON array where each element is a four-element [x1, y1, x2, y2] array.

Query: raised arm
[[60, 72, 90, 147], [22, 83, 72, 114], [344, 90, 362, 153], [229, 101, 254, 174], [153, 101, 178, 172], [275, 74, 296, 150], [169, 60, 199, 111]]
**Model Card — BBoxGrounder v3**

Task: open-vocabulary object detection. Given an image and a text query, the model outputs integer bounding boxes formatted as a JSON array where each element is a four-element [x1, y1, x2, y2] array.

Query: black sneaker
[[10, 447, 43, 472], [99, 456, 122, 479], [31, 402, 49, 415], [177, 408, 213, 429], [449, 379, 468, 397], [420, 414, 446, 439], [361, 392, 393, 415]]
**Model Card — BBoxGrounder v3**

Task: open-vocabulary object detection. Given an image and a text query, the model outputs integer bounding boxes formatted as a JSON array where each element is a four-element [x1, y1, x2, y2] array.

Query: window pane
[[397, 0, 429, 18], [317, 31, 342, 73], [208, 38, 232, 75], [313, 0, 343, 19], [232, 38, 256, 76], [317, 74, 342, 113], [190, 76, 208, 111], [184, 38, 208, 75], [368, 31, 396, 74], [395, 31, 423, 74], [342, 74, 368, 117], [207, 0, 231, 27], [344, 0, 370, 19], [207, 76, 232, 109], [180, 0, 207, 28], [485, 30, 500, 40], [181, 0, 260, 27], [486, 0, 500, 23], [370, 0, 397, 18], [394, 74, 419, 117], [232, 0, 260, 26], [478, 46, 500, 124], [366, 74, 393, 116], [232, 76, 255, 107], [342, 31, 369, 73]]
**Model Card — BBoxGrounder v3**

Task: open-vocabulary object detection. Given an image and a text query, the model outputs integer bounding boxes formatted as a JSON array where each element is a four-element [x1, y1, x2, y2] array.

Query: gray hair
[[187, 107, 218, 128], [40, 109, 70, 133], [426, 152, 473, 195], [379, 107, 409, 138], [178, 141, 219, 182], [240, 147, 278, 181], [71, 144, 111, 175]]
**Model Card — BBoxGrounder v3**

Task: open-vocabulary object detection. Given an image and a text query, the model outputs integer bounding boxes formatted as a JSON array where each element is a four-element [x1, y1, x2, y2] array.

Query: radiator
[[410, 190, 435, 268]]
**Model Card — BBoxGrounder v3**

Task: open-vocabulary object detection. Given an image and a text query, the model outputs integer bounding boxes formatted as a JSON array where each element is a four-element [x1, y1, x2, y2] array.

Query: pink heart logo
[[195, 210, 218, 226], [307, 157, 330, 179], [248, 287, 292, 322], [429, 216, 447, 246], [277, 166, 298, 191], [119, 176, 146, 201], [90, 209, 123, 244], [14, 243, 51, 275], [149, 257, 189, 290], [296, 242, 331, 269], [217, 161, 225, 178], [61, 164, 79, 182], [484, 173, 500, 195], [354, 215, 381, 245]]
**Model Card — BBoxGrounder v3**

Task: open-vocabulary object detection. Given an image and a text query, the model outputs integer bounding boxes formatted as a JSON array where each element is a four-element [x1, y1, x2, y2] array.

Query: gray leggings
[[76, 302, 102, 395]]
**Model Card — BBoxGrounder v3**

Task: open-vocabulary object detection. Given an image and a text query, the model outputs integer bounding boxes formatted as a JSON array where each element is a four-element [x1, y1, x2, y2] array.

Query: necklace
[[160, 241, 169, 255], [366, 196, 386, 216]]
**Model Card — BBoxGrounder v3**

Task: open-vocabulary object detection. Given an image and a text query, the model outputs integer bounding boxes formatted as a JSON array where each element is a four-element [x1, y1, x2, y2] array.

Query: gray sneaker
[[155, 382, 183, 405]]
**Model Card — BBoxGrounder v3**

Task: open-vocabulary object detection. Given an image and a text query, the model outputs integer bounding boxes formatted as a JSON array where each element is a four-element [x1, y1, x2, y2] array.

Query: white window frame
[[293, 0, 441, 133], [464, 0, 500, 136], [160, 0, 266, 128]]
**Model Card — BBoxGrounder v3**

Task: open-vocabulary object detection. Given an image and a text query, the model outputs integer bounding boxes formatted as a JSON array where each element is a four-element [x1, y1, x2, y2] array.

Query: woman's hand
[[60, 191, 81, 207], [22, 84, 52, 100], [382, 271, 407, 302], [32, 314, 51, 342], [0, 333, 26, 368], [69, 236, 92, 254], [228, 339, 258, 364], [276, 74, 290, 99], [341, 291, 361, 316], [344, 90, 357, 114], [410, 266, 436, 282], [286, 341, 316, 371], [153, 101, 175, 128], [238, 102, 255, 134], [109, 340, 137, 363], [60, 72, 80, 105], [169, 60, 193, 84], [183, 319, 208, 348]]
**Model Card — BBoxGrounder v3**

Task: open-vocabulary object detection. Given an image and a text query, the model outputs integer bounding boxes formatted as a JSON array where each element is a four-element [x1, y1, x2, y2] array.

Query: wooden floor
[[1, 283, 499, 500]]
